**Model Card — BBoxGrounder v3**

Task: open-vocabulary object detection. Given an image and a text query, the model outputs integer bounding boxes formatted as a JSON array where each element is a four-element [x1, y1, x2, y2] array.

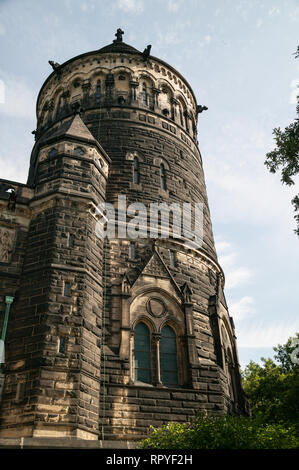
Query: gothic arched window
[[95, 80, 101, 103], [134, 322, 151, 384], [160, 163, 167, 190], [161, 325, 178, 386], [133, 156, 140, 184], [56, 94, 63, 115], [179, 108, 184, 127], [142, 82, 147, 105]]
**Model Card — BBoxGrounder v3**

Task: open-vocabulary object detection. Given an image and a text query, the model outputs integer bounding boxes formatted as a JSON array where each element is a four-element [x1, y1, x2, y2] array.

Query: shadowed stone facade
[[0, 30, 249, 444]]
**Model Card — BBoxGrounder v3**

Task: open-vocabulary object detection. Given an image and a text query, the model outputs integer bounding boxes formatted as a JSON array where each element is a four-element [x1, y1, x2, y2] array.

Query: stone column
[[152, 333, 162, 386]]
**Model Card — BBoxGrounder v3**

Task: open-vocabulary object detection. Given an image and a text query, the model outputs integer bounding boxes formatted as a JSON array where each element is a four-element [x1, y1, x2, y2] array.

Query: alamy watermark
[[94, 195, 203, 249]]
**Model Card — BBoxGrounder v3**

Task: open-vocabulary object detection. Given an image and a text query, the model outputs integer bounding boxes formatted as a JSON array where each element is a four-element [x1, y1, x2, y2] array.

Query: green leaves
[[242, 334, 299, 425], [138, 335, 299, 450], [138, 414, 299, 449], [264, 46, 299, 235]]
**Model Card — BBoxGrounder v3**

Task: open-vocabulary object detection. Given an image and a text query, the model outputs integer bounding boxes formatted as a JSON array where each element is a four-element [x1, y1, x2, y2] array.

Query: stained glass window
[[134, 322, 151, 383], [161, 325, 178, 386]]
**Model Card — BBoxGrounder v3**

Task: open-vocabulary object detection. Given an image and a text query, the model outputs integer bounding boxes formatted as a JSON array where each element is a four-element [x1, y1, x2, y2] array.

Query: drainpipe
[[0, 296, 14, 402]]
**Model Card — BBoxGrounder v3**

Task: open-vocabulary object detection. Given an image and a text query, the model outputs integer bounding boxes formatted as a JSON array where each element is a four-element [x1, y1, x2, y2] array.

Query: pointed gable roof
[[39, 113, 98, 147], [27, 113, 110, 187], [127, 247, 183, 299]]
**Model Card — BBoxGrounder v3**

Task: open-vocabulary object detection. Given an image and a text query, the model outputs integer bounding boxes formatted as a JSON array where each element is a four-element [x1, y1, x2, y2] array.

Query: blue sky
[[0, 0, 298, 369]]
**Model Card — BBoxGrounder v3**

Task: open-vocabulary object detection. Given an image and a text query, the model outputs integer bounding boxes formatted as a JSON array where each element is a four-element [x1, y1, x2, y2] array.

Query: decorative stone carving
[[181, 282, 192, 303], [146, 298, 166, 318], [143, 253, 169, 278], [0, 227, 15, 263]]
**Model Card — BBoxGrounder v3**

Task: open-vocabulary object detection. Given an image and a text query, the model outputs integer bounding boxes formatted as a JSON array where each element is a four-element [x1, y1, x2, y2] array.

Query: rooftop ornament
[[114, 28, 124, 43]]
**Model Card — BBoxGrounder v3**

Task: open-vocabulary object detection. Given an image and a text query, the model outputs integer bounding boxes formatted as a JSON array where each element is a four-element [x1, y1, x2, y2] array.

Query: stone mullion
[[152, 333, 162, 386]]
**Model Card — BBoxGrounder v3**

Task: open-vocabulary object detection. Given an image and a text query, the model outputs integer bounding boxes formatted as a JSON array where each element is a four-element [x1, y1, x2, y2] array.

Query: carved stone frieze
[[0, 227, 15, 263]]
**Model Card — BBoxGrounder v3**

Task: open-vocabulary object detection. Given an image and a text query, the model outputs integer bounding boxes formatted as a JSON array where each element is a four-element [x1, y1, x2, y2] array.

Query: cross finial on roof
[[114, 28, 124, 43]]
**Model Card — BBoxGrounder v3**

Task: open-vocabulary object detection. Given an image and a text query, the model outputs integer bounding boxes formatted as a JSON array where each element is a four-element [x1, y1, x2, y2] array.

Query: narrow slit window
[[142, 82, 147, 105], [160, 163, 167, 190], [133, 156, 140, 184], [129, 242, 135, 260], [59, 336, 65, 354], [17, 382, 25, 401], [179, 109, 184, 127], [96, 80, 101, 103], [170, 250, 176, 267], [64, 282, 70, 297], [68, 234, 74, 248]]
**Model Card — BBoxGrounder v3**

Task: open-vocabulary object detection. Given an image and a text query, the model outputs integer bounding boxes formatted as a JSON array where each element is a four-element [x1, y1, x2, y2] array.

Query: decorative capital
[[152, 333, 161, 343], [5, 296, 14, 305]]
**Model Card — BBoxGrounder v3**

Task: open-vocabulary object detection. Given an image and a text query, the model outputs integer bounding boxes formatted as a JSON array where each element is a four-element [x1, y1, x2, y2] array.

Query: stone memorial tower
[[0, 30, 248, 446]]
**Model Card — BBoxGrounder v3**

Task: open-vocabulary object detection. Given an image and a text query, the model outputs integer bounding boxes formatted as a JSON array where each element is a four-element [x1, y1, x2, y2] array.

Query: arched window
[[169, 250, 176, 267], [133, 156, 140, 184], [160, 163, 167, 190], [134, 322, 151, 383], [179, 108, 184, 127], [95, 80, 101, 103], [57, 94, 63, 115], [129, 241, 135, 260], [142, 82, 147, 105], [161, 325, 178, 386]]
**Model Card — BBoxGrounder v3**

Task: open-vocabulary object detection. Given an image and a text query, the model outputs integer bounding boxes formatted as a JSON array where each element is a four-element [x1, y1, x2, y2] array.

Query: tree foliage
[[138, 414, 298, 449], [264, 46, 299, 235], [138, 335, 299, 449], [242, 333, 299, 424]]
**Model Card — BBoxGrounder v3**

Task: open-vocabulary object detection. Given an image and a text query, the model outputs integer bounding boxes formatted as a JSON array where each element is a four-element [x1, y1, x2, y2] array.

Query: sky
[[0, 0, 298, 369]]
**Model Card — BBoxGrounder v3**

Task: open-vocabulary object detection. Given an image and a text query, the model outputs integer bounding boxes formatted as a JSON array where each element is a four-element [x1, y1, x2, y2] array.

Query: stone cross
[[115, 28, 124, 42]]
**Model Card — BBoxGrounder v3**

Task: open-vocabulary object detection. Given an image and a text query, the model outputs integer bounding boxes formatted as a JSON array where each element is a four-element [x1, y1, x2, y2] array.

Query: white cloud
[[157, 30, 181, 46], [204, 117, 298, 228], [168, 0, 181, 12], [268, 6, 280, 16], [215, 238, 231, 253], [0, 156, 28, 184], [0, 80, 4, 104], [236, 321, 299, 348], [229, 296, 255, 321], [256, 18, 263, 28], [0, 24, 5, 35], [80, 2, 96, 12], [218, 250, 253, 290], [225, 266, 253, 289], [215, 236, 253, 289], [117, 0, 144, 14], [0, 74, 35, 119]]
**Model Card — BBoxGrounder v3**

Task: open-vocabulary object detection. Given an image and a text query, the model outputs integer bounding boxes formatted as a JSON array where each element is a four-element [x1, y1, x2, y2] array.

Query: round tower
[[0, 30, 248, 443]]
